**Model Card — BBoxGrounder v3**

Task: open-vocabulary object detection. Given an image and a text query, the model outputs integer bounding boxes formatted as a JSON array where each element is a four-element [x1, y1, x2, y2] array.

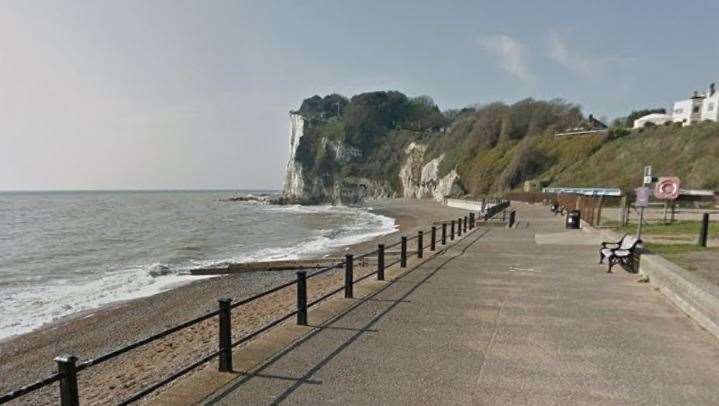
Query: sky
[[1, 1, 718, 191]]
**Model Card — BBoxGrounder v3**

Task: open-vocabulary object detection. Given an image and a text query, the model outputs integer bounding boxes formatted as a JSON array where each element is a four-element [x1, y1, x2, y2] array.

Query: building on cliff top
[[672, 83, 719, 126], [633, 81, 719, 129], [555, 114, 608, 137]]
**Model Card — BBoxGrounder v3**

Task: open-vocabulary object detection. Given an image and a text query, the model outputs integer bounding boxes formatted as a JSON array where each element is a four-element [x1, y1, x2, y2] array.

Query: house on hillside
[[555, 114, 608, 136], [672, 83, 719, 126], [633, 113, 672, 128]]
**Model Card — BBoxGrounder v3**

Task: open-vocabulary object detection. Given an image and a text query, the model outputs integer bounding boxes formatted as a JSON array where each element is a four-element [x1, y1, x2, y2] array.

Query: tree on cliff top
[[297, 94, 349, 120]]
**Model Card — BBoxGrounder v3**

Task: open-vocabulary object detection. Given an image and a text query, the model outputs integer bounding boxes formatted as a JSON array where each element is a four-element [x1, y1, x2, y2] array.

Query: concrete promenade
[[199, 203, 719, 405]]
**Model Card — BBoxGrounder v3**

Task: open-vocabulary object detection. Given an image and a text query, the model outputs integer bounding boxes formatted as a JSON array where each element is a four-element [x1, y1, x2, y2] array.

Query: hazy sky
[[2, 1, 718, 190]]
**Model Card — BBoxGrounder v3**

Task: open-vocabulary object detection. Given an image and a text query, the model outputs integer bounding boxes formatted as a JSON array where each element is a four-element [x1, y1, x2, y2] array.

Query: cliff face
[[280, 115, 399, 204], [398, 142, 463, 200], [281, 91, 719, 204], [282, 113, 305, 200], [281, 107, 461, 204]]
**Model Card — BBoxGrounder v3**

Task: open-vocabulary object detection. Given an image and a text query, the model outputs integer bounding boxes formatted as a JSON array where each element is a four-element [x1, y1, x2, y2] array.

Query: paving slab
[[201, 203, 719, 405]]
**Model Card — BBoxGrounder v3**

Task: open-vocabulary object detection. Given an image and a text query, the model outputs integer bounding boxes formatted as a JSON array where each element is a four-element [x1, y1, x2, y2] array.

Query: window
[[708, 102, 715, 111], [674, 108, 683, 114], [693, 105, 701, 113]]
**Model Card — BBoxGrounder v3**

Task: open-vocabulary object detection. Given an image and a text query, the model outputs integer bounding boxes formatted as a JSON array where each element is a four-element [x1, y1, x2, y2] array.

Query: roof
[[636, 113, 672, 121]]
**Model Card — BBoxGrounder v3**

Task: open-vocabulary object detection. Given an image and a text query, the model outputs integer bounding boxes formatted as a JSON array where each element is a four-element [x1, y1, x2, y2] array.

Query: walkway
[[200, 203, 719, 405]]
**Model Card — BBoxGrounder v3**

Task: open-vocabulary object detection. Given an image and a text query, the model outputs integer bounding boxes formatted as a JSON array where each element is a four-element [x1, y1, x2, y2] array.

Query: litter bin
[[566, 210, 580, 229]]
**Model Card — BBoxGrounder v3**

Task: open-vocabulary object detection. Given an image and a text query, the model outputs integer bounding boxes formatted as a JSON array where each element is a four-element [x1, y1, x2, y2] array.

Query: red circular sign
[[654, 177, 680, 200]]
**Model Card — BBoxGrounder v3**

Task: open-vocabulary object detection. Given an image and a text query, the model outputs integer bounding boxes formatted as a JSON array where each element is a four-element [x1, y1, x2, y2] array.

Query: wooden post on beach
[[344, 254, 354, 298], [508, 210, 516, 228], [464, 216, 468, 232], [377, 244, 385, 281], [699, 213, 710, 247], [217, 298, 233, 372], [442, 223, 447, 245], [671, 201, 676, 223], [417, 231, 424, 258], [451, 220, 455, 240], [296, 272, 307, 325], [457, 218, 462, 236], [619, 196, 628, 226], [431, 226, 436, 251], [55, 355, 80, 406], [470, 213, 475, 229], [400, 237, 407, 267]]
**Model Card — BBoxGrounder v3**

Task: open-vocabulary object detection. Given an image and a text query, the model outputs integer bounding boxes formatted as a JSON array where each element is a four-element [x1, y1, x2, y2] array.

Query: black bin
[[566, 210, 580, 229]]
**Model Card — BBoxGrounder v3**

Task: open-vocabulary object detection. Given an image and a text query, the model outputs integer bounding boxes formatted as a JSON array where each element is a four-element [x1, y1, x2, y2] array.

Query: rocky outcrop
[[398, 142, 464, 201]]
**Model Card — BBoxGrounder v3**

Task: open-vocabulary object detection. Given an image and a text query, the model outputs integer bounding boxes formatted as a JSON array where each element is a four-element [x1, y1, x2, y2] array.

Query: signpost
[[635, 186, 650, 239], [636, 166, 654, 239]]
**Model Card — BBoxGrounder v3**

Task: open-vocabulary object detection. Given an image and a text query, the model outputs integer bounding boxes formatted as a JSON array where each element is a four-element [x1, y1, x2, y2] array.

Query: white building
[[633, 113, 673, 128], [672, 83, 718, 126]]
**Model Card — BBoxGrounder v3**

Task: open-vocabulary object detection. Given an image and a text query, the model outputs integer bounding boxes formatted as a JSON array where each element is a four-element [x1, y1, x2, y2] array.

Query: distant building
[[523, 179, 547, 192], [555, 114, 608, 136], [633, 113, 672, 129], [542, 187, 622, 196], [672, 83, 719, 126]]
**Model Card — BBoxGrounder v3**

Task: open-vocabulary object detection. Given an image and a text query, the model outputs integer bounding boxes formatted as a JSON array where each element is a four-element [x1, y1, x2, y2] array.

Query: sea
[[0, 190, 397, 340]]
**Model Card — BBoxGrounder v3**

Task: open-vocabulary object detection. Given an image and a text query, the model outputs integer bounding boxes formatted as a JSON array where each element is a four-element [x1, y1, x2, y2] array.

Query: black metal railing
[[483, 200, 511, 221], [0, 207, 493, 406]]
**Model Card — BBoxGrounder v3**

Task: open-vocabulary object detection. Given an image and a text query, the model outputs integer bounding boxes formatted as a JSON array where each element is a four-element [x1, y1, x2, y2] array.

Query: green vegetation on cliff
[[291, 90, 719, 201]]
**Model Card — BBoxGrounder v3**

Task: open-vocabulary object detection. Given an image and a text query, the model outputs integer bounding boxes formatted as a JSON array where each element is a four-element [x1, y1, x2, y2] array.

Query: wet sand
[[0, 199, 471, 405]]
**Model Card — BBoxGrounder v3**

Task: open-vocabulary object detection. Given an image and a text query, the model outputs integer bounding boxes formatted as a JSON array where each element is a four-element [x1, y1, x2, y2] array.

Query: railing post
[[55, 355, 79, 406], [699, 213, 710, 247], [442, 223, 447, 245], [450, 220, 455, 240], [430, 226, 436, 251], [417, 231, 424, 258], [464, 216, 468, 233], [344, 254, 354, 298], [400, 236, 407, 267], [470, 213, 475, 229], [218, 298, 233, 372], [296, 272, 307, 325], [457, 217, 462, 236], [377, 244, 385, 281]]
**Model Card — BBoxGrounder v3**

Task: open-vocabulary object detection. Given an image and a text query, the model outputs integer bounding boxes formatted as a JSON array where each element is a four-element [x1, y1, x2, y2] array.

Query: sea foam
[[0, 200, 396, 341]]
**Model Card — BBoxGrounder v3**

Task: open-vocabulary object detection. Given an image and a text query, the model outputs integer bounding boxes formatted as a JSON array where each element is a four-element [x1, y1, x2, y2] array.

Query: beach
[[0, 199, 472, 405]]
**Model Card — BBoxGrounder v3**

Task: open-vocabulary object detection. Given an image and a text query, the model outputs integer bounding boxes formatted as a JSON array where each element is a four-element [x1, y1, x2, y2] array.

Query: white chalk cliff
[[282, 113, 305, 199], [281, 116, 463, 204], [398, 142, 463, 201]]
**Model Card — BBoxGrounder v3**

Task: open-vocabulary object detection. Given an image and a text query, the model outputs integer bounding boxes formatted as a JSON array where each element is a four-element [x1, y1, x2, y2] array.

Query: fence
[[506, 192, 611, 227], [0, 203, 508, 406], [483, 200, 511, 221]]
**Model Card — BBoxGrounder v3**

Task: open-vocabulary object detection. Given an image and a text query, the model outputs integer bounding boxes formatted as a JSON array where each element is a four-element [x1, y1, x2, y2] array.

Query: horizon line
[[0, 188, 281, 193]]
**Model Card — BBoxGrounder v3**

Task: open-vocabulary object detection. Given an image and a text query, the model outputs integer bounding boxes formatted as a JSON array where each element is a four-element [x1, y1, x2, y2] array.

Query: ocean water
[[0, 190, 396, 340]]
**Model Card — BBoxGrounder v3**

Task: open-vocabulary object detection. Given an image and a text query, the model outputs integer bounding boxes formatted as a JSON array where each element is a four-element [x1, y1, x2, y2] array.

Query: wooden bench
[[599, 234, 642, 273]]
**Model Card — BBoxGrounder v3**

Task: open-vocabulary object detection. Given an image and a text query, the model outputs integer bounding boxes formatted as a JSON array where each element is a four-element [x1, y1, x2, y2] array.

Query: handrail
[[0, 373, 61, 403], [306, 262, 344, 280], [230, 278, 298, 309], [77, 309, 221, 371], [0, 208, 487, 405]]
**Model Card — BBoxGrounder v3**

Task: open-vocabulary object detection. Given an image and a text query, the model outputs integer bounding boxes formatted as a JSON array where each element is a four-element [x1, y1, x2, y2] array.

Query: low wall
[[640, 253, 719, 338], [445, 198, 484, 211], [597, 227, 719, 339]]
